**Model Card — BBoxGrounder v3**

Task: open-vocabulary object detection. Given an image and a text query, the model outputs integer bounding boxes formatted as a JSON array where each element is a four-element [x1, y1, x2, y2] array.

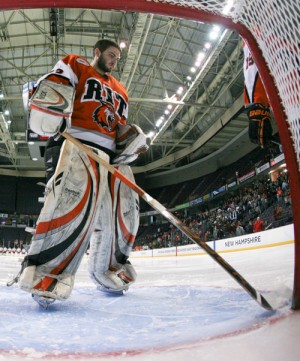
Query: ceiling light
[[4, 110, 9, 115], [156, 118, 163, 127], [32, 158, 38, 161], [190, 67, 196, 73], [176, 86, 184, 95], [147, 131, 154, 138], [204, 42, 211, 49], [210, 25, 221, 40], [197, 52, 205, 61], [119, 41, 126, 49], [210, 32, 218, 40]]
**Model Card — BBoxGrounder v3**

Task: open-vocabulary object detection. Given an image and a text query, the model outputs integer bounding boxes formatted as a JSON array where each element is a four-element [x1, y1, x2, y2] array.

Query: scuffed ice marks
[[0, 285, 279, 355]]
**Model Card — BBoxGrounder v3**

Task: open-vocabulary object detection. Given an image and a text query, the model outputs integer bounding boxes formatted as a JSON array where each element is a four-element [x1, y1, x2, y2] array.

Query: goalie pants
[[18, 139, 139, 300]]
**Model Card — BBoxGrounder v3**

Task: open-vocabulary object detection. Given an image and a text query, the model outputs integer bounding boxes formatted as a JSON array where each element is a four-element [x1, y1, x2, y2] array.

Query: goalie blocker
[[246, 102, 273, 148], [28, 78, 75, 136], [18, 139, 139, 301]]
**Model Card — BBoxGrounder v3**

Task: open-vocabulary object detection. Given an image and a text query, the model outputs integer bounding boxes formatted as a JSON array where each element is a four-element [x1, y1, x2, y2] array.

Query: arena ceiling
[[0, 7, 262, 178]]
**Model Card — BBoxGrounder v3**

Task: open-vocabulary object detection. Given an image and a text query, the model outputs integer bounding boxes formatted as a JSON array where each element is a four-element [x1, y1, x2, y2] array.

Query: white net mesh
[[148, 0, 300, 168]]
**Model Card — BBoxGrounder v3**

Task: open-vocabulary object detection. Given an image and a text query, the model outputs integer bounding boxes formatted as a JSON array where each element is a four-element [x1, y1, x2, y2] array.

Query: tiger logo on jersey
[[93, 102, 117, 131]]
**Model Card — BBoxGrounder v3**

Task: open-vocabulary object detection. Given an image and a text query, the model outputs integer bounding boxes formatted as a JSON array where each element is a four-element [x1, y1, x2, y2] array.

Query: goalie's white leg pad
[[112, 165, 139, 267], [19, 264, 75, 300], [88, 184, 115, 288], [19, 140, 109, 300], [18, 265, 36, 292], [88, 165, 139, 292]]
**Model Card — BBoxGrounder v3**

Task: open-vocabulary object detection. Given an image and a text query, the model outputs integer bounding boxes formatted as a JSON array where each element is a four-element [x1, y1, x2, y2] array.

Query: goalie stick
[[60, 132, 273, 311]]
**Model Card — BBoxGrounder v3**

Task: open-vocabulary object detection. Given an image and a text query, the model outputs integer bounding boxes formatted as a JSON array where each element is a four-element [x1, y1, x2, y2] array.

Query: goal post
[[1, 0, 299, 308]]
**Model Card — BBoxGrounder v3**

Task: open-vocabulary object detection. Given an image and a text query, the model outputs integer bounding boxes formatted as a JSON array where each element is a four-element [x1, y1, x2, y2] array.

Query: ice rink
[[0, 241, 299, 361]]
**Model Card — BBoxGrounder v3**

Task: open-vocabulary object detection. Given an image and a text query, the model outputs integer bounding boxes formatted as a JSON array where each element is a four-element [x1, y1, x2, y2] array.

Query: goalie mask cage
[[2, 0, 300, 309]]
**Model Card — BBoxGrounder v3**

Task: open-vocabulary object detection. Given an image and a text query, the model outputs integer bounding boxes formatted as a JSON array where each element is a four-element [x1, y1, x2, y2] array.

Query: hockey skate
[[32, 294, 56, 309], [93, 265, 136, 296], [91, 270, 127, 296], [97, 284, 124, 296]]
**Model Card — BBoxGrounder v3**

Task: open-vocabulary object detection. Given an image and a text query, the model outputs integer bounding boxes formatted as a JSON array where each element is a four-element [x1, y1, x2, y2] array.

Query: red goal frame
[[1, 0, 299, 309]]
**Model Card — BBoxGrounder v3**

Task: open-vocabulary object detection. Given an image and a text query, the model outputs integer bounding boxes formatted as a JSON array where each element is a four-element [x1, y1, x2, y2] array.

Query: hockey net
[[125, 0, 300, 310], [1, 0, 299, 308], [144, 1, 300, 166]]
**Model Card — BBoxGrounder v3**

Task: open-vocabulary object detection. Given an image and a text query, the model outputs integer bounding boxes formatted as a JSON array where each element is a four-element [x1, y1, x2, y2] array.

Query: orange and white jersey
[[48, 54, 128, 153], [243, 42, 269, 107]]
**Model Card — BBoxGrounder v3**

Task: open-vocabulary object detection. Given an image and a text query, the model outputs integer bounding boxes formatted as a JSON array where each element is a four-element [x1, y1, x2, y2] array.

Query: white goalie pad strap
[[113, 125, 149, 164], [88, 165, 139, 291], [19, 141, 109, 300]]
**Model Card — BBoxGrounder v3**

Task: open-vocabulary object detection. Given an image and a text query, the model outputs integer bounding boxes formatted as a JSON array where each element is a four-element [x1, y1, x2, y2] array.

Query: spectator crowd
[[134, 172, 292, 250]]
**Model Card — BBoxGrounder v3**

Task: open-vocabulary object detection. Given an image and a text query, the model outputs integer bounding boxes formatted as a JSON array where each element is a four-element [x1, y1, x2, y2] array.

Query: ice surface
[[0, 243, 299, 361]]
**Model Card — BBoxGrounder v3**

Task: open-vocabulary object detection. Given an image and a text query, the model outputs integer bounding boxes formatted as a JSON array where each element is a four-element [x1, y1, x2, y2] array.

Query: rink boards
[[0, 224, 294, 259], [131, 224, 294, 258]]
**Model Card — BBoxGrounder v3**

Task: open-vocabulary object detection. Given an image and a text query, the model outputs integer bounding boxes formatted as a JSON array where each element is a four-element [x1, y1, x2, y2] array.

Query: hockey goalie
[[14, 39, 149, 308]]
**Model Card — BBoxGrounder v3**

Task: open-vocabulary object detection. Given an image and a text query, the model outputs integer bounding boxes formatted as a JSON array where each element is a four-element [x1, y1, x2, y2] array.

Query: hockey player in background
[[243, 41, 273, 148], [14, 39, 149, 307]]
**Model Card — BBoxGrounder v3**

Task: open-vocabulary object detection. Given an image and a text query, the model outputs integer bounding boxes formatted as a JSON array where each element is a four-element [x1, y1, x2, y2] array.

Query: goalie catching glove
[[113, 123, 149, 164], [28, 78, 75, 136], [246, 102, 273, 148]]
